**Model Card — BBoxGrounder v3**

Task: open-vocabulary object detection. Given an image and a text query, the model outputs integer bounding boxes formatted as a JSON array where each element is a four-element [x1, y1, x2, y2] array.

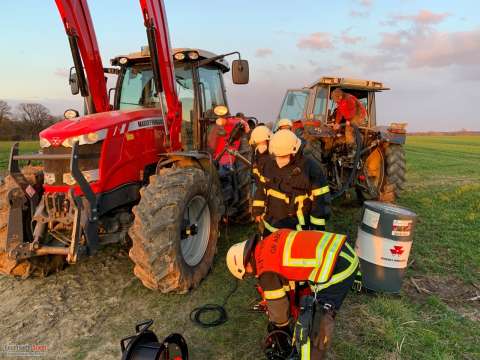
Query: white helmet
[[249, 125, 272, 145], [226, 236, 258, 280], [277, 118, 293, 129], [269, 129, 302, 156]]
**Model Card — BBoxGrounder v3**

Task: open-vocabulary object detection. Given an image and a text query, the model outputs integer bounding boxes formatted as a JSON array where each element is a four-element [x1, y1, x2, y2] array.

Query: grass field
[[0, 136, 479, 359], [0, 141, 38, 172]]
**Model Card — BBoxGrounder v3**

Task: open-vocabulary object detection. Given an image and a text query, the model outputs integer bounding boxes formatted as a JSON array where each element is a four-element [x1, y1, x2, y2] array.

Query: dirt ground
[[0, 246, 141, 359]]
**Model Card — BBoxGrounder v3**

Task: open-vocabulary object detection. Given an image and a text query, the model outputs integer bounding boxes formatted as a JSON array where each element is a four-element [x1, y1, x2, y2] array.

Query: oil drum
[[355, 201, 417, 293]]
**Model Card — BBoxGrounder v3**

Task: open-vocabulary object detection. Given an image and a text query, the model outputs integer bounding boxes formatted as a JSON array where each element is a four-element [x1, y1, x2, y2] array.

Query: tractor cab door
[[195, 65, 228, 151], [278, 89, 310, 126], [311, 86, 329, 123]]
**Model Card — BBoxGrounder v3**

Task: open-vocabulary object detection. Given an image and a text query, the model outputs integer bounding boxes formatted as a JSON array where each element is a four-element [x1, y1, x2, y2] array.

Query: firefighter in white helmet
[[249, 125, 272, 186], [276, 118, 293, 131], [226, 230, 359, 359], [252, 129, 331, 236]]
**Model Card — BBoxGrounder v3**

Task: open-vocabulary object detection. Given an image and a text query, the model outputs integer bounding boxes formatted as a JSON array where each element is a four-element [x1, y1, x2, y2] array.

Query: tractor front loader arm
[[139, 0, 182, 151], [55, 0, 110, 114]]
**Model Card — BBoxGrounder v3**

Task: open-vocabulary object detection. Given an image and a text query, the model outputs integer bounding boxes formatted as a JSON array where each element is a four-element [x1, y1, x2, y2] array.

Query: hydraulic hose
[[189, 279, 239, 328]]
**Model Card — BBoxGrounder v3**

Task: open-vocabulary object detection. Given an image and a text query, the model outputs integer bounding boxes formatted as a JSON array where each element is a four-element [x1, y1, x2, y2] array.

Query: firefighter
[[252, 129, 331, 236], [249, 125, 272, 185], [331, 88, 367, 146], [226, 229, 359, 359], [276, 118, 293, 131]]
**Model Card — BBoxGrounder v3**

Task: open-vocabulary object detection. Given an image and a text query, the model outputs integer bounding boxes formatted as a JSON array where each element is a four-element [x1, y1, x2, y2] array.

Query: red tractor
[[0, 0, 253, 293]]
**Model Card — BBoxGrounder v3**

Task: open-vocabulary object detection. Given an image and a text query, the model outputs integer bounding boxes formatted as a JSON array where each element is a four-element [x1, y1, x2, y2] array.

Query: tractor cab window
[[279, 90, 309, 121], [175, 65, 195, 150], [198, 66, 227, 116], [313, 87, 328, 121], [119, 66, 160, 109]]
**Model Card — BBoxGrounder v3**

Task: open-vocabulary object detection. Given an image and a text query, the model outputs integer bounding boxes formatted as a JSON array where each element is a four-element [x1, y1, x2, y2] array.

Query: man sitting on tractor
[[226, 229, 359, 359], [331, 88, 367, 146], [252, 130, 331, 235]]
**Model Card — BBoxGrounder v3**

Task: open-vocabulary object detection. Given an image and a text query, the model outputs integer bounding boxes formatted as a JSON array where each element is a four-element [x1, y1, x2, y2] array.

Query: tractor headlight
[[44, 172, 56, 185], [39, 138, 51, 148], [63, 173, 76, 186], [63, 169, 100, 185], [61, 129, 107, 147]]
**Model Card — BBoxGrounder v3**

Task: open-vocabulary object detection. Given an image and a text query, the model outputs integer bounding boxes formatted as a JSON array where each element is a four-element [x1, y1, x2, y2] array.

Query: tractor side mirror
[[232, 60, 249, 84], [69, 70, 80, 95]]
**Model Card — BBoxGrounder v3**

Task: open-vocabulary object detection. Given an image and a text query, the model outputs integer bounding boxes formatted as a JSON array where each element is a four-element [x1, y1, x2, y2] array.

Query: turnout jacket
[[252, 154, 331, 232], [254, 229, 359, 326], [252, 151, 270, 186]]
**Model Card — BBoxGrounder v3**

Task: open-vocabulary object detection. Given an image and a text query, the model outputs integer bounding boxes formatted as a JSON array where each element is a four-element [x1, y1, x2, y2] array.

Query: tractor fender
[[373, 126, 406, 145], [156, 151, 213, 172]]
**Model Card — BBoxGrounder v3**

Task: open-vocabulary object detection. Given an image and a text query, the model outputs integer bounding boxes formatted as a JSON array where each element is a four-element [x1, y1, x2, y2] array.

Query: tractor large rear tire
[[128, 167, 221, 293], [0, 167, 64, 277], [379, 144, 407, 202], [232, 136, 253, 223]]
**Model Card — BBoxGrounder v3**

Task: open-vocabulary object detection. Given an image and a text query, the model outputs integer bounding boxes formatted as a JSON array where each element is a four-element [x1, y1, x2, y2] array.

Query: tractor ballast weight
[[278, 76, 407, 202], [0, 0, 253, 292]]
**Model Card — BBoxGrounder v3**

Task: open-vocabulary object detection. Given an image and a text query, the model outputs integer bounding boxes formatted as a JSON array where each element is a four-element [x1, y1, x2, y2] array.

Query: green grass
[[0, 136, 479, 359], [0, 141, 38, 172]]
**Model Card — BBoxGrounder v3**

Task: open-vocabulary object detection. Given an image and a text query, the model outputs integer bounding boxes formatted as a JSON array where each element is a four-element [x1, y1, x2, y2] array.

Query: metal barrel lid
[[364, 201, 417, 218], [361, 201, 417, 241]]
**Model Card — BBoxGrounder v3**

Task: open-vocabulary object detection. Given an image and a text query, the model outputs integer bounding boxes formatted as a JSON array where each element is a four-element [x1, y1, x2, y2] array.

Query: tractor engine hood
[[39, 108, 164, 147]]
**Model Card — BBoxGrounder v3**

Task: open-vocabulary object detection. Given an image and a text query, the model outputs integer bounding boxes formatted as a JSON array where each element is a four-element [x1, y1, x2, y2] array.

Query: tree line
[[0, 100, 61, 141]]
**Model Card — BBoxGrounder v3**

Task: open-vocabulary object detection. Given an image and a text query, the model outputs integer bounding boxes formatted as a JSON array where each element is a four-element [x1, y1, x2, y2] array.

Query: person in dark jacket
[[252, 129, 331, 236]]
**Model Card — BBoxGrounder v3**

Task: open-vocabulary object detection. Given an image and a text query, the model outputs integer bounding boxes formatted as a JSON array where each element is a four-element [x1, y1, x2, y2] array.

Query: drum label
[[355, 228, 412, 269], [363, 208, 380, 229], [392, 219, 413, 237]]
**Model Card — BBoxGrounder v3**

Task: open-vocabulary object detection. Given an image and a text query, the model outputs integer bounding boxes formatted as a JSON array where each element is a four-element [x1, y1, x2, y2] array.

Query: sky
[[0, 0, 479, 131]]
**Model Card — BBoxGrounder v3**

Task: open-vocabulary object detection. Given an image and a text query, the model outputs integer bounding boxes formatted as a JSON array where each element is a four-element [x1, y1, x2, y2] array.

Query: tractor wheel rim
[[181, 195, 211, 267]]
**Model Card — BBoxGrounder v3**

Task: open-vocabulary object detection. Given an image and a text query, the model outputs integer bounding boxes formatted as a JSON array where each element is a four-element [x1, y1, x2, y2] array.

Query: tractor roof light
[[174, 52, 186, 61], [321, 77, 340, 85], [119, 57, 129, 65], [187, 51, 199, 60], [64, 109, 80, 119]]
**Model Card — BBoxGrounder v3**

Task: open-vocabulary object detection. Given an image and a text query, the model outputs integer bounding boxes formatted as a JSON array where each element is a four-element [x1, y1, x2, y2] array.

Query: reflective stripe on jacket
[[252, 154, 331, 231], [255, 229, 348, 284]]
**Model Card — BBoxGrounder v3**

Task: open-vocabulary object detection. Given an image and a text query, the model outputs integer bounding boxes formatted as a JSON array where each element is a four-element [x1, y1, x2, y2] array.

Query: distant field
[[0, 141, 38, 173], [0, 136, 479, 359]]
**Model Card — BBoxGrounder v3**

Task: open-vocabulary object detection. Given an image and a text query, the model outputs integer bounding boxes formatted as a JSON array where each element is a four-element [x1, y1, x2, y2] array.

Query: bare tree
[[17, 103, 53, 139], [0, 100, 11, 126]]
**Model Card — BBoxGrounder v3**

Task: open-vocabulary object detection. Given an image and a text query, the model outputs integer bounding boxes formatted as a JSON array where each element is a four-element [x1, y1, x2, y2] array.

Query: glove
[[294, 296, 315, 349]]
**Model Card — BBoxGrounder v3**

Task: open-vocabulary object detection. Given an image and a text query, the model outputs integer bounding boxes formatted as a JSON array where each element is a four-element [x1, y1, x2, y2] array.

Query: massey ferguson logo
[[51, 137, 62, 146], [390, 245, 404, 256]]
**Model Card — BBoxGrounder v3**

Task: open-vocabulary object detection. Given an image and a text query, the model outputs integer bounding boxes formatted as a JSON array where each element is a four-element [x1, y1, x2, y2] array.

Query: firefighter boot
[[310, 305, 336, 359]]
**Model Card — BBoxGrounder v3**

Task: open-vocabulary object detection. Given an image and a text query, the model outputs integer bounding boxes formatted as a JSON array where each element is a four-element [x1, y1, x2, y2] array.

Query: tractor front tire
[[379, 144, 407, 202], [0, 167, 64, 277], [128, 167, 221, 293]]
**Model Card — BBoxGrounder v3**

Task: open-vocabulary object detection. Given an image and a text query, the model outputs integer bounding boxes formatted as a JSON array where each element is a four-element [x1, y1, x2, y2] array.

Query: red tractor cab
[[0, 0, 253, 293]]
